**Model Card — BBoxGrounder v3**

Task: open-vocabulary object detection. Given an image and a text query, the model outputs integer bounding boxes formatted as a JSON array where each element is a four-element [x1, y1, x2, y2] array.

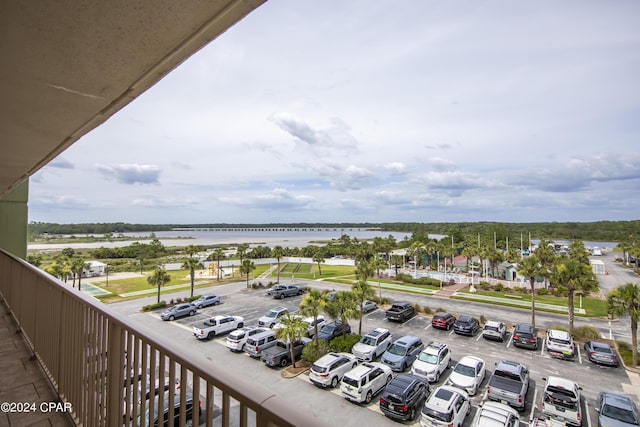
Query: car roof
[[601, 392, 637, 410], [393, 335, 420, 346], [384, 374, 423, 394], [495, 360, 526, 374], [546, 376, 579, 390], [457, 316, 473, 322], [345, 362, 386, 378], [426, 385, 465, 408], [548, 329, 571, 339], [515, 324, 534, 332], [315, 352, 350, 366], [485, 320, 502, 327], [458, 355, 484, 367], [477, 401, 519, 425], [424, 342, 447, 353], [368, 327, 390, 336]]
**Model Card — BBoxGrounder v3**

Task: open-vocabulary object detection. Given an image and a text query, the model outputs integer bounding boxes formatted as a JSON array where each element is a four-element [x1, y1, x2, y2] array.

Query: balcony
[[0, 248, 327, 426]]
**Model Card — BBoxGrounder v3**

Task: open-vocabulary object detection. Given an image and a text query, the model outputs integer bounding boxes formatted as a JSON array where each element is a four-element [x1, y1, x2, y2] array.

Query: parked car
[[192, 294, 220, 309], [225, 326, 267, 352], [380, 374, 430, 421], [302, 315, 326, 338], [420, 385, 471, 427], [325, 291, 337, 302], [260, 337, 311, 367], [595, 391, 640, 427], [482, 320, 507, 342], [411, 342, 451, 383], [584, 341, 619, 367], [352, 328, 392, 362], [546, 329, 575, 359], [309, 352, 358, 388], [512, 324, 538, 350], [244, 329, 277, 358], [541, 376, 583, 427], [447, 355, 486, 396], [381, 335, 424, 372], [257, 307, 290, 328], [160, 303, 196, 321], [134, 392, 200, 427], [453, 316, 480, 336], [362, 300, 377, 313], [270, 284, 303, 299], [317, 321, 351, 341], [340, 362, 393, 404], [385, 302, 415, 322], [472, 401, 520, 427], [192, 315, 244, 340], [431, 312, 456, 330], [486, 360, 530, 411]]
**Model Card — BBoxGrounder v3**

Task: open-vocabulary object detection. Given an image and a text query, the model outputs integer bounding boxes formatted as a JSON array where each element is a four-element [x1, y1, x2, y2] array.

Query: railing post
[[106, 320, 124, 426]]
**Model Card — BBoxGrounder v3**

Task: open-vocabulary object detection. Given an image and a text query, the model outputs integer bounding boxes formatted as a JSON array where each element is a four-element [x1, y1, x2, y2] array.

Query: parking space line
[[540, 338, 546, 356], [449, 329, 454, 335], [424, 324, 432, 331], [506, 337, 512, 348], [475, 334, 482, 342], [529, 388, 537, 424], [577, 345, 582, 364], [585, 400, 591, 427]]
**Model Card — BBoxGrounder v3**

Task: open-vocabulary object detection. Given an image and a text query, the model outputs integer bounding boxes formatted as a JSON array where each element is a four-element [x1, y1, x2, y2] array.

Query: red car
[[431, 312, 456, 330]]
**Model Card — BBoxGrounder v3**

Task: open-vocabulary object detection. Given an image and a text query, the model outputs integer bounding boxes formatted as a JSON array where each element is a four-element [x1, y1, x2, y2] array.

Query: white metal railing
[[0, 249, 327, 427]]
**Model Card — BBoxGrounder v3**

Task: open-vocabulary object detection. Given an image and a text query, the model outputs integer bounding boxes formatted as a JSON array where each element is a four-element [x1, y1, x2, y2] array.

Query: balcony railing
[[0, 249, 327, 427]]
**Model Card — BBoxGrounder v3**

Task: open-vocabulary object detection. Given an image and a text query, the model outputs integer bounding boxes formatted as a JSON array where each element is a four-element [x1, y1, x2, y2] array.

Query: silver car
[[160, 303, 196, 321], [595, 392, 640, 427]]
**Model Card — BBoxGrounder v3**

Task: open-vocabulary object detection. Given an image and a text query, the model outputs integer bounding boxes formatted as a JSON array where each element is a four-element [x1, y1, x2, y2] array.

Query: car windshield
[[342, 376, 359, 387], [550, 337, 571, 345], [360, 336, 377, 346], [594, 345, 613, 354], [265, 310, 278, 318], [454, 363, 475, 377], [602, 404, 640, 424], [321, 324, 336, 333], [418, 352, 438, 364], [311, 364, 327, 373], [387, 344, 407, 356], [485, 325, 499, 332]]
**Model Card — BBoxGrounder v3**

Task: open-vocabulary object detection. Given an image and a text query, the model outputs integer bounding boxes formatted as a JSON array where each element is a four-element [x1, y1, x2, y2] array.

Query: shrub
[[536, 288, 549, 296], [185, 295, 200, 302], [554, 285, 567, 297], [142, 301, 167, 312], [494, 283, 504, 292], [479, 315, 487, 325], [479, 282, 492, 290], [512, 286, 525, 294], [329, 334, 361, 353], [413, 303, 422, 313], [423, 306, 432, 314], [549, 325, 568, 332], [615, 341, 638, 366], [572, 326, 600, 341], [301, 340, 329, 362], [169, 299, 174, 305], [435, 307, 447, 313]]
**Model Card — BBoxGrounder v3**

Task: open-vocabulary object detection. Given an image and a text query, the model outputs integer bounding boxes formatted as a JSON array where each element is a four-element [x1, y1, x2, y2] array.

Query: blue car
[[193, 294, 221, 309]]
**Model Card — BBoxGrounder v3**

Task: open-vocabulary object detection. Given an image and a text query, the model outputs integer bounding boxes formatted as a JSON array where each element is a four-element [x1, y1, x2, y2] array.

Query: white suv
[[225, 326, 267, 352], [541, 376, 582, 426], [340, 362, 393, 404], [546, 329, 575, 359], [309, 352, 358, 388], [352, 328, 392, 361], [421, 385, 471, 427], [411, 342, 451, 383]]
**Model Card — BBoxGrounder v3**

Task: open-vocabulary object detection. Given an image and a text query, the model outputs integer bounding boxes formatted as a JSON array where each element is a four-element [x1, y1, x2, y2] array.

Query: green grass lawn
[[454, 289, 608, 317], [276, 264, 355, 280]]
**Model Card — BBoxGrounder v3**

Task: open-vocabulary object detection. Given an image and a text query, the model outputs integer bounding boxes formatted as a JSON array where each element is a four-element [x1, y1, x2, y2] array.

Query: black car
[[317, 321, 351, 341], [512, 324, 538, 350], [584, 341, 619, 367], [136, 392, 201, 427], [379, 374, 430, 421], [453, 316, 480, 336]]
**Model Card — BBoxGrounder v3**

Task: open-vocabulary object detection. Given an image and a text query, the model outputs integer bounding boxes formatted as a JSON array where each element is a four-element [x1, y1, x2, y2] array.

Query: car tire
[[238, 322, 244, 328], [214, 301, 220, 306], [280, 358, 289, 368], [446, 323, 451, 331], [386, 375, 392, 384], [207, 332, 215, 339], [185, 419, 193, 427], [189, 310, 195, 316], [435, 371, 440, 382], [409, 407, 416, 420], [169, 315, 175, 321], [331, 376, 338, 388], [365, 391, 373, 404], [280, 294, 285, 299]]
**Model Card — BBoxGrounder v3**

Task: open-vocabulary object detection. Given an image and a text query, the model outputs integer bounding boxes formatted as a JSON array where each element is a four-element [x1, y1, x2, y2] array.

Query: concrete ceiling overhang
[[0, 0, 266, 198]]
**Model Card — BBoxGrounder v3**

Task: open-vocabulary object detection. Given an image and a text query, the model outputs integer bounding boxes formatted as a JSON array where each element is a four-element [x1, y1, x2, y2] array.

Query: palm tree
[[299, 289, 326, 346], [273, 312, 309, 368], [607, 283, 640, 366], [517, 255, 544, 327], [210, 248, 225, 281], [182, 257, 203, 297], [325, 291, 358, 336], [390, 254, 404, 276], [370, 255, 388, 300], [551, 257, 596, 332], [534, 239, 557, 289], [240, 259, 256, 288], [352, 280, 374, 335], [355, 258, 373, 282], [236, 243, 249, 265], [312, 249, 325, 276], [272, 246, 284, 284], [185, 244, 204, 258], [147, 267, 171, 303]]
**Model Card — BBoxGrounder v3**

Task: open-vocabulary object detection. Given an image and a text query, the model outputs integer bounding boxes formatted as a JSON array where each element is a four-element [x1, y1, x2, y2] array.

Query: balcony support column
[[0, 180, 28, 259]]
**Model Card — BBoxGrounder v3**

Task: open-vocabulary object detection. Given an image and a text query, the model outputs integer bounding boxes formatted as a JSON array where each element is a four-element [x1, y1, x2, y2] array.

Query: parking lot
[[116, 281, 637, 427]]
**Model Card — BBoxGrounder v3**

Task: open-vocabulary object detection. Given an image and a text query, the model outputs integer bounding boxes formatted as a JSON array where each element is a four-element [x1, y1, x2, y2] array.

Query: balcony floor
[[0, 303, 75, 426]]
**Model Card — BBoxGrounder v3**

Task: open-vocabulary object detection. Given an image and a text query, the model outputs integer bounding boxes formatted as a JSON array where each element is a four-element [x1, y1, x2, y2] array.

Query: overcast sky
[[29, 1, 640, 224]]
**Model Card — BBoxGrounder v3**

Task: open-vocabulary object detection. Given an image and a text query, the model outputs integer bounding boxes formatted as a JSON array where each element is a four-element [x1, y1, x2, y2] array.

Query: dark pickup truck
[[260, 338, 311, 367], [385, 303, 415, 323], [486, 360, 530, 411]]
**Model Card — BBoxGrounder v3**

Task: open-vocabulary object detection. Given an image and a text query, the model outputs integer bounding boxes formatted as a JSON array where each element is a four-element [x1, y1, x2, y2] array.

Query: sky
[[29, 1, 640, 225]]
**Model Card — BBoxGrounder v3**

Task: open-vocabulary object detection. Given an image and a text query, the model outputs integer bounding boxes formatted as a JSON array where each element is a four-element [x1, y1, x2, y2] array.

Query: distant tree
[[184, 245, 204, 258], [273, 312, 309, 368], [551, 256, 596, 332], [607, 283, 640, 366], [147, 267, 171, 303], [312, 249, 326, 276], [370, 255, 388, 300], [517, 255, 545, 328], [27, 254, 42, 268], [61, 247, 75, 258], [210, 248, 225, 281], [325, 291, 358, 336], [299, 289, 326, 347], [272, 246, 284, 284], [352, 280, 374, 335], [534, 239, 557, 289], [240, 259, 256, 288], [390, 255, 404, 276], [236, 243, 249, 264], [70, 258, 88, 290], [182, 257, 203, 297]]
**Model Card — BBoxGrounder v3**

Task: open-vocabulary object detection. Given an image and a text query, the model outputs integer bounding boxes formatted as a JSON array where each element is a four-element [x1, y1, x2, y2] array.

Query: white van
[[541, 376, 582, 426], [243, 330, 276, 358]]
